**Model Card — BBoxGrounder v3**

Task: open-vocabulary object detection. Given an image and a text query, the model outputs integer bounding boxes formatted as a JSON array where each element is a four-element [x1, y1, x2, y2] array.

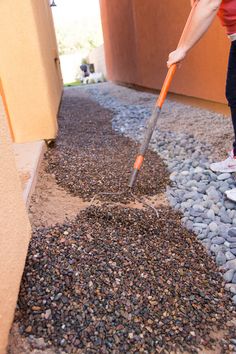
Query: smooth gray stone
[[194, 167, 203, 174], [230, 243, 236, 248], [227, 178, 236, 185], [216, 251, 227, 266], [207, 209, 215, 220], [219, 185, 231, 193], [220, 212, 232, 224], [181, 201, 192, 210], [225, 251, 235, 261], [231, 249, 236, 256], [225, 283, 236, 294], [206, 187, 221, 203], [210, 244, 221, 255], [202, 240, 211, 250], [225, 200, 236, 210], [186, 180, 197, 188], [186, 221, 193, 230], [190, 210, 202, 217], [193, 223, 207, 229], [228, 229, 236, 237], [226, 236, 236, 243], [192, 160, 199, 168], [232, 273, 236, 284], [224, 241, 231, 247], [194, 174, 202, 182], [225, 259, 236, 270], [209, 222, 218, 233], [208, 174, 217, 181], [197, 184, 208, 193], [197, 234, 206, 240], [230, 338, 236, 345], [217, 173, 231, 181], [219, 225, 230, 238], [208, 232, 218, 239], [195, 217, 203, 223], [211, 236, 225, 245], [211, 205, 220, 215], [180, 170, 189, 176], [192, 204, 205, 212], [209, 181, 220, 188], [204, 218, 212, 225], [223, 269, 235, 282]]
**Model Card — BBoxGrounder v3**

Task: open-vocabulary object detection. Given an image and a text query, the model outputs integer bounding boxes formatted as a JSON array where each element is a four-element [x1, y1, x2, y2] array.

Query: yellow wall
[[0, 0, 63, 143], [0, 96, 31, 354]]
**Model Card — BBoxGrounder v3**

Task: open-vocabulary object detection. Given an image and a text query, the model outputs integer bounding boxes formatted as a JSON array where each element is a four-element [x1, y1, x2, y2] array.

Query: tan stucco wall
[[100, 0, 230, 104], [89, 45, 107, 77], [0, 0, 63, 143], [0, 96, 31, 354]]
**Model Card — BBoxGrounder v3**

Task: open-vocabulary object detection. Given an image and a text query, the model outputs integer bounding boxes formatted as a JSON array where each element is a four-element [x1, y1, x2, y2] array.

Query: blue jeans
[[226, 40, 236, 155]]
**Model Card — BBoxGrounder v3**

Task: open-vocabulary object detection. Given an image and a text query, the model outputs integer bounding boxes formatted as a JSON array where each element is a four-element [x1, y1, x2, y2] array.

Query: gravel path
[[85, 82, 236, 304], [45, 91, 169, 203], [9, 84, 236, 353]]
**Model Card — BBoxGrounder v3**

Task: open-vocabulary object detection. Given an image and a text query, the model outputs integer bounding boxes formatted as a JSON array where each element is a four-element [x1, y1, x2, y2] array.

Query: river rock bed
[[85, 83, 236, 302], [15, 205, 236, 353]]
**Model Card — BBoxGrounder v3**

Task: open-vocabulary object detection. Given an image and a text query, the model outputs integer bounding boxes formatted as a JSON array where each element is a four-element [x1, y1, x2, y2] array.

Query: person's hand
[[167, 48, 187, 68]]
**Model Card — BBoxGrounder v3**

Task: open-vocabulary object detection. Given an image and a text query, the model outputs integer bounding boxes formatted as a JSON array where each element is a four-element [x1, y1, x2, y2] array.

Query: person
[[167, 0, 236, 202]]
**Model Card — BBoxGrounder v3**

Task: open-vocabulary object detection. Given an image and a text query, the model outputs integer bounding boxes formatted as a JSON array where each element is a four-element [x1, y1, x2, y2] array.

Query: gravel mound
[[45, 94, 169, 203], [16, 205, 235, 353]]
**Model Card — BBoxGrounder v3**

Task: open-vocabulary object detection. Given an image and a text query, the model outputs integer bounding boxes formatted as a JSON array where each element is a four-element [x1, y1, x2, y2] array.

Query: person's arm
[[167, 0, 222, 68], [190, 0, 198, 7]]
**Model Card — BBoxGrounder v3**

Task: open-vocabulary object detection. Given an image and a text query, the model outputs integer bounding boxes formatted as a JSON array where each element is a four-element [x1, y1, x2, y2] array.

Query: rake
[[129, 3, 197, 189]]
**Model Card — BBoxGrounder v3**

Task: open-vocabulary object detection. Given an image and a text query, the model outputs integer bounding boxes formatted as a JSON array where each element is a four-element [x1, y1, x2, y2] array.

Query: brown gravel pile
[[16, 205, 235, 353], [45, 94, 169, 202]]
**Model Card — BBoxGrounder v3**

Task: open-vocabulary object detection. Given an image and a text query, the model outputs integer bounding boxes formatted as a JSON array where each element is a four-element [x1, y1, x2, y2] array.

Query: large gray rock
[[232, 273, 236, 284], [209, 222, 218, 233], [192, 204, 205, 212], [211, 236, 225, 245], [207, 209, 215, 220], [225, 200, 236, 210], [225, 251, 235, 261], [220, 212, 232, 224], [223, 269, 235, 282], [210, 244, 221, 255], [225, 259, 236, 270], [216, 251, 227, 266], [225, 283, 236, 294], [228, 229, 236, 238], [206, 186, 221, 203], [217, 173, 231, 181]]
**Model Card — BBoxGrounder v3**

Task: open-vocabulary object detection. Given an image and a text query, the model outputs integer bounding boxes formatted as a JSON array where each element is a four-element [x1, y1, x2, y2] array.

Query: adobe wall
[[100, 0, 230, 104]]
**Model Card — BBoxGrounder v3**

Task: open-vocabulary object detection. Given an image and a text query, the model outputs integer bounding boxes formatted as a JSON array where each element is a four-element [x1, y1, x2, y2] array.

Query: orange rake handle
[[128, 2, 199, 189], [128, 65, 177, 188], [156, 64, 177, 109]]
